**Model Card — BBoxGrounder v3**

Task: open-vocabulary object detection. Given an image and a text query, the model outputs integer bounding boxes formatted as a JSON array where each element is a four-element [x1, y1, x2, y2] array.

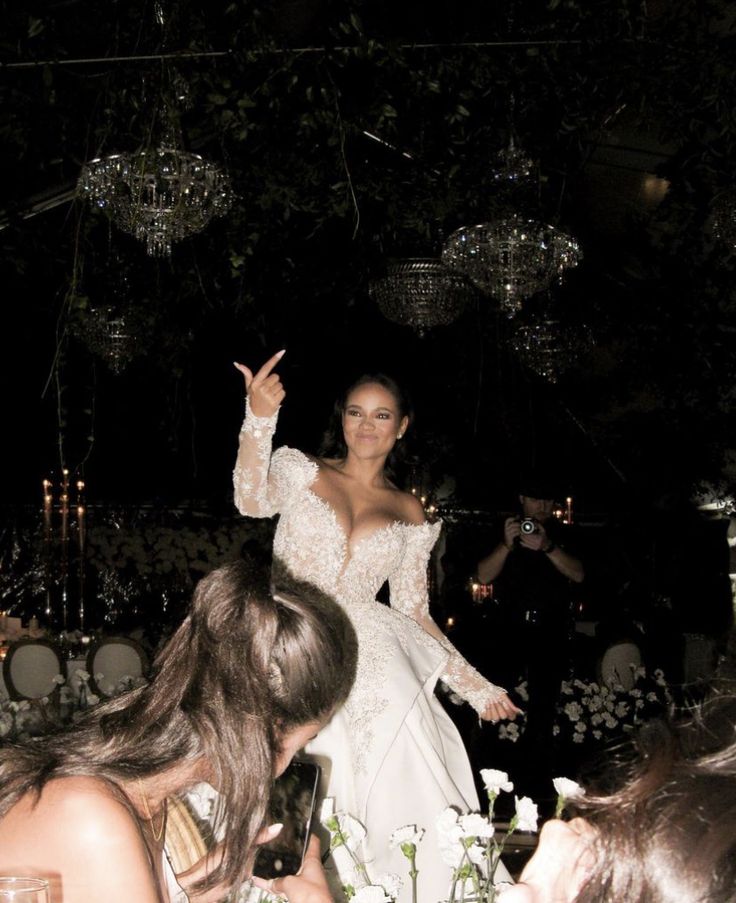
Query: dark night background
[[1, 4, 735, 802], [1, 0, 735, 518]]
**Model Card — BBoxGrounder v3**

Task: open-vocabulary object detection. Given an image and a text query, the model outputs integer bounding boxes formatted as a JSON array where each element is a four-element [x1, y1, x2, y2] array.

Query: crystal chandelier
[[442, 214, 582, 316], [510, 316, 592, 383], [369, 258, 476, 336], [78, 145, 234, 257], [489, 139, 537, 187], [76, 306, 141, 374]]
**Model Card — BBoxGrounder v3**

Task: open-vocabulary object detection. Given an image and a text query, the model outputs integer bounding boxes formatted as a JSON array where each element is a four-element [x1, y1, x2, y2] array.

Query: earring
[[397, 433, 403, 439]]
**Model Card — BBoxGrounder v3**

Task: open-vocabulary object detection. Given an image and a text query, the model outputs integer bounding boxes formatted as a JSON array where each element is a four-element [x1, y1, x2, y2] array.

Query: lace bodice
[[233, 400, 506, 716]]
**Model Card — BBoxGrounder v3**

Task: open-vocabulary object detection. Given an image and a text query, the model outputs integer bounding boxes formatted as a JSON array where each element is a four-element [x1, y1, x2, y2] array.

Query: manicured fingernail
[[267, 822, 283, 838], [276, 349, 286, 358]]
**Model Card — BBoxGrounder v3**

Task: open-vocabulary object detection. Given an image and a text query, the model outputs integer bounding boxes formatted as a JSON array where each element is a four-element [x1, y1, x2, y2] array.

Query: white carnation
[[552, 777, 585, 801], [479, 769, 513, 795], [388, 825, 424, 849], [514, 796, 539, 833], [459, 813, 495, 839], [375, 873, 403, 900], [351, 885, 392, 903]]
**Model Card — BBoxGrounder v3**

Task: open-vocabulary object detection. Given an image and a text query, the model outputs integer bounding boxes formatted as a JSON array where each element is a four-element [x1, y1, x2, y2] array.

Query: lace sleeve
[[233, 398, 281, 517], [389, 521, 508, 716]]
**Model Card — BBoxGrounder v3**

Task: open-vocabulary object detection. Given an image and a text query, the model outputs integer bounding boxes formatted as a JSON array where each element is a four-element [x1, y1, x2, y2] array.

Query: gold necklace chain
[[137, 779, 167, 844]]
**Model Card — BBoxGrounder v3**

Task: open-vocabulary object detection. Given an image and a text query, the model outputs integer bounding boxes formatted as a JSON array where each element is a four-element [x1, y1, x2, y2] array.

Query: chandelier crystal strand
[[489, 139, 537, 187], [78, 147, 234, 257], [442, 215, 582, 316], [369, 258, 476, 336], [76, 306, 140, 374], [710, 189, 736, 251], [511, 316, 593, 383]]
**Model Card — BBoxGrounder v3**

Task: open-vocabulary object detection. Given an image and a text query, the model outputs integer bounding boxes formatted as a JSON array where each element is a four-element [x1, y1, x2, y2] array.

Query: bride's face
[[342, 383, 409, 461]]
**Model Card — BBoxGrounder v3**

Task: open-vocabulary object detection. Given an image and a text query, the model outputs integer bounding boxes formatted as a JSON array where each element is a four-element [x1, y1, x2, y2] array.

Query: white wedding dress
[[234, 402, 511, 901]]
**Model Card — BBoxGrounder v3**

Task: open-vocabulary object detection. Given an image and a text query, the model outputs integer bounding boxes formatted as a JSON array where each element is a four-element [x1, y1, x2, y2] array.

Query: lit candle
[[566, 496, 573, 524], [60, 502, 69, 543], [43, 483, 53, 538], [59, 468, 70, 544], [77, 504, 86, 553]]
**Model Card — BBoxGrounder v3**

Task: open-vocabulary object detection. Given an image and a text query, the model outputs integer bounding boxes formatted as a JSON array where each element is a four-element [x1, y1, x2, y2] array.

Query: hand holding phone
[[252, 760, 321, 879], [251, 835, 333, 903]]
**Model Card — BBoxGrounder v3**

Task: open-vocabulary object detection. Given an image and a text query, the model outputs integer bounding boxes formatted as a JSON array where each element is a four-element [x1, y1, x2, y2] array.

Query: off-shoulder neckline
[[275, 445, 442, 538]]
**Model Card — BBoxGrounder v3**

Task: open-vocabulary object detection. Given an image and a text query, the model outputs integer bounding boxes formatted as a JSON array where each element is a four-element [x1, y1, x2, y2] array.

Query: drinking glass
[[0, 877, 51, 902]]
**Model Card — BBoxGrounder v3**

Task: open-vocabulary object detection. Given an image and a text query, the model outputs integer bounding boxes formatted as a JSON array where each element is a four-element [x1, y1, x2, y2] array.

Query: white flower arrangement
[[492, 668, 672, 749], [320, 774, 580, 903], [0, 670, 147, 742]]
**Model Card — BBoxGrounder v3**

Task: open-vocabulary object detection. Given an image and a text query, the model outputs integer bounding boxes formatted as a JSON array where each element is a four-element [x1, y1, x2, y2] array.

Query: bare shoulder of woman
[[40, 775, 135, 837], [397, 491, 427, 525], [1, 776, 159, 903]]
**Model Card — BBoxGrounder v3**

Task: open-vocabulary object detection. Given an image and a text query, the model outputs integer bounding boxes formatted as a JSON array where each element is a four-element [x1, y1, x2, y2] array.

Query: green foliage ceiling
[[1, 0, 735, 507]]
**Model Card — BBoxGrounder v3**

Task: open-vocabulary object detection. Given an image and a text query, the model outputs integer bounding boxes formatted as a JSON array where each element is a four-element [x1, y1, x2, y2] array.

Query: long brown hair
[[571, 694, 736, 903], [0, 559, 357, 893]]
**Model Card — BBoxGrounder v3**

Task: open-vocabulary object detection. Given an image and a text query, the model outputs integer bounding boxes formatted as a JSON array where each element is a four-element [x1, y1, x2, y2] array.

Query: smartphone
[[253, 760, 321, 879]]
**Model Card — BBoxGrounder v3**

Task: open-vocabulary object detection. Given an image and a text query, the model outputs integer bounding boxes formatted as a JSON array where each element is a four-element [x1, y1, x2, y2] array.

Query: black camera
[[519, 517, 538, 535]]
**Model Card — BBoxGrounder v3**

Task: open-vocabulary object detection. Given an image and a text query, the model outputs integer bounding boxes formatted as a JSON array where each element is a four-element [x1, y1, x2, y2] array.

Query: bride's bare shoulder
[[314, 456, 346, 479], [395, 491, 427, 526], [317, 456, 341, 469]]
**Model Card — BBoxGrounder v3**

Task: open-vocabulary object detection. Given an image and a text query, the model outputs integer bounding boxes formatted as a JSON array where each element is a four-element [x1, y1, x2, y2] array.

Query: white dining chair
[[86, 637, 148, 697], [598, 641, 642, 690], [2, 639, 64, 701]]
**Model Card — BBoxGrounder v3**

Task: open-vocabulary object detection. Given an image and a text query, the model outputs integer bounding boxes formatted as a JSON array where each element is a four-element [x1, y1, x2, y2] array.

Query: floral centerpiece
[[0, 668, 147, 743], [319, 771, 583, 903], [493, 667, 672, 750]]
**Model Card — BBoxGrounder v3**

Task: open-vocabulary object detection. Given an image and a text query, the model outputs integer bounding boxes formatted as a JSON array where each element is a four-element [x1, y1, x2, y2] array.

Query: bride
[[233, 351, 520, 902]]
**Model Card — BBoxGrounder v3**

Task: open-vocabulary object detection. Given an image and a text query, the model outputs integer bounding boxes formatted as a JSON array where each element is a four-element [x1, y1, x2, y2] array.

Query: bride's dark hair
[[0, 560, 357, 894], [319, 372, 414, 479]]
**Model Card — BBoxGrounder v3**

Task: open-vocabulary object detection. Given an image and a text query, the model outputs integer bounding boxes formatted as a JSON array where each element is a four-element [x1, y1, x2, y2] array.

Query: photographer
[[476, 479, 584, 797]]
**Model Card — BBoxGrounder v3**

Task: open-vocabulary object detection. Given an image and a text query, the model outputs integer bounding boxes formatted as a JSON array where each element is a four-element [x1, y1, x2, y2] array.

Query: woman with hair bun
[[234, 352, 520, 902], [0, 560, 357, 903], [500, 695, 736, 903]]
